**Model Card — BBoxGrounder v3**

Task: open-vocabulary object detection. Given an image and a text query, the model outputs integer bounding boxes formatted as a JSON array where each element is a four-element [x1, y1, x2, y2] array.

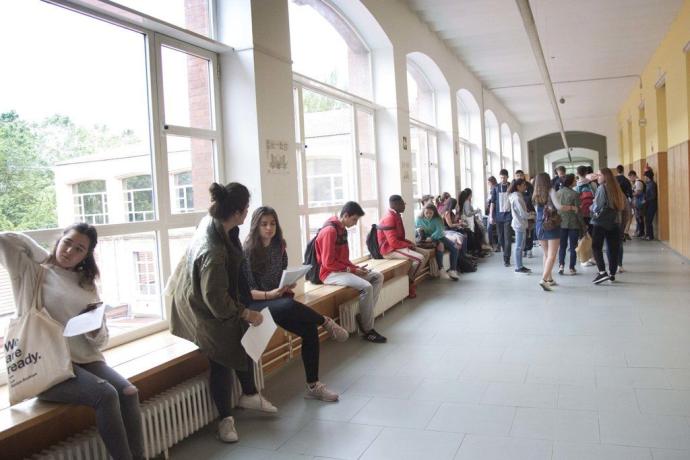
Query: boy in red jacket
[[377, 195, 429, 298], [315, 202, 386, 343]]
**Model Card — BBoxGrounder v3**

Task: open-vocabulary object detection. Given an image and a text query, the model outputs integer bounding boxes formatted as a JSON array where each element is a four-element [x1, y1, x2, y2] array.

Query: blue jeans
[[435, 236, 459, 271], [559, 228, 579, 270], [514, 230, 525, 269]]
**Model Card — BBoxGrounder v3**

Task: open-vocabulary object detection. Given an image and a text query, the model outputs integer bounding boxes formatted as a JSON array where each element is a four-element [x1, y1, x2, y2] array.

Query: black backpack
[[303, 222, 340, 284], [365, 224, 394, 259]]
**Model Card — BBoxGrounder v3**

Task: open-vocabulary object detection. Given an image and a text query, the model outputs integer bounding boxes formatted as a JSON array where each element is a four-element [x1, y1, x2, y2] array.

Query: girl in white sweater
[[0, 224, 144, 460]]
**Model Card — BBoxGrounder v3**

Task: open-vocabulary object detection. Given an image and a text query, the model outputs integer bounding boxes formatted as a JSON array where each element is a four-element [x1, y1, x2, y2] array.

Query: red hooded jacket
[[314, 216, 357, 281], [377, 209, 413, 256]]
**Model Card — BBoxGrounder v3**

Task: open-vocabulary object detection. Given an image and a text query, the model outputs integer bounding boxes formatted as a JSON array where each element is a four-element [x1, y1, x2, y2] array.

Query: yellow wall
[[617, 0, 690, 159]]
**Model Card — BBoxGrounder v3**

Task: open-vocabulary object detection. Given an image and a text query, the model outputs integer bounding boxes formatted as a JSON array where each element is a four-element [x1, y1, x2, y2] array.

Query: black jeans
[[248, 296, 324, 384], [209, 358, 257, 419], [592, 224, 621, 275], [559, 228, 579, 270], [496, 220, 512, 263], [645, 200, 657, 239]]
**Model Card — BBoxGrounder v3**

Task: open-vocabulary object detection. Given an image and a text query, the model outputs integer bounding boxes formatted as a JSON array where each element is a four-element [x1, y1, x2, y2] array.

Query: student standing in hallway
[[557, 174, 584, 275], [508, 178, 531, 274], [643, 170, 658, 240], [590, 169, 626, 284], [489, 169, 513, 267], [515, 170, 535, 258]]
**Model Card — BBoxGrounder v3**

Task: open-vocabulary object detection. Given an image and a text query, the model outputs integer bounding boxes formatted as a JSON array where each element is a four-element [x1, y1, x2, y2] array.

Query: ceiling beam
[[514, 0, 571, 163]]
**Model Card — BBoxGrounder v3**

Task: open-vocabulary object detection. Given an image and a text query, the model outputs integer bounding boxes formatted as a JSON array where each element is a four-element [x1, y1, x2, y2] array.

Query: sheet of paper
[[63, 304, 106, 337], [241, 308, 278, 363], [278, 265, 311, 289]]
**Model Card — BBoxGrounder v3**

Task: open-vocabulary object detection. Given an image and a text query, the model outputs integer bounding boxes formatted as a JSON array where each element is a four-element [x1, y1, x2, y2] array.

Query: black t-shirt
[[616, 174, 633, 199]]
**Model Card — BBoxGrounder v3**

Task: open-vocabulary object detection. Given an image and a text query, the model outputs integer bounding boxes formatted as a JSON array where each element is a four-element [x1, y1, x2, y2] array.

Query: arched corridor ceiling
[[405, 0, 684, 124]]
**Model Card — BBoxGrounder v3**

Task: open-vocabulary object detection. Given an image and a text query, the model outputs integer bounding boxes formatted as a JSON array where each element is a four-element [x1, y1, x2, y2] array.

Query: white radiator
[[339, 276, 409, 333], [28, 364, 264, 460]]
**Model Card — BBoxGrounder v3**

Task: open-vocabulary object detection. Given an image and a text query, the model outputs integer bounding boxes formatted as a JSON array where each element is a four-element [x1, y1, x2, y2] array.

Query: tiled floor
[[171, 240, 690, 459]]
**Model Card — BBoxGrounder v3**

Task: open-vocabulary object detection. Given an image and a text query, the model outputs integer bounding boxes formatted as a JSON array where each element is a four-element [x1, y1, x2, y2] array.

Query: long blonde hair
[[600, 168, 626, 211], [532, 172, 551, 206]]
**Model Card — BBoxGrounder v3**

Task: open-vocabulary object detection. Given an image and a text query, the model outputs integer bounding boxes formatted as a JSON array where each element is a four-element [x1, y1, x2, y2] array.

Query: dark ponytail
[[208, 182, 250, 220]]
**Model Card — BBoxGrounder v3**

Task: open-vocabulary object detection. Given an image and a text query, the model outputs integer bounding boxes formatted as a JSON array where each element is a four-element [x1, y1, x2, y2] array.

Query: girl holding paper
[[0, 224, 144, 460], [168, 182, 276, 444], [243, 207, 348, 402]]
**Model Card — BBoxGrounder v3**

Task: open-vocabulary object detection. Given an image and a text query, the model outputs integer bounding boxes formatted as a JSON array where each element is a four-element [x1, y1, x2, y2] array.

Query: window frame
[[293, 73, 380, 258], [4, 4, 224, 354], [409, 118, 440, 200], [72, 180, 109, 225]]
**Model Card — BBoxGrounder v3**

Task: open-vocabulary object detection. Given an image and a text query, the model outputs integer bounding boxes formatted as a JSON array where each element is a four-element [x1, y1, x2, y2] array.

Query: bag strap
[[31, 265, 46, 312]]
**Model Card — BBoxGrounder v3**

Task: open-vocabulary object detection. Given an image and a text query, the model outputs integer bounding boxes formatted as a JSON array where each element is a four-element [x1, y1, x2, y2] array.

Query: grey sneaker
[[218, 416, 238, 443], [446, 269, 459, 281], [305, 382, 339, 402], [539, 280, 552, 291], [323, 317, 348, 342]]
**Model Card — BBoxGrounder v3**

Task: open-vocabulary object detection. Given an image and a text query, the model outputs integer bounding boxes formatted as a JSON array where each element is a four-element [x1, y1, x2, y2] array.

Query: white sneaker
[[446, 269, 459, 281], [582, 260, 596, 267], [305, 381, 339, 402], [238, 393, 277, 413], [323, 317, 348, 342], [618, 265, 625, 273], [218, 416, 238, 443]]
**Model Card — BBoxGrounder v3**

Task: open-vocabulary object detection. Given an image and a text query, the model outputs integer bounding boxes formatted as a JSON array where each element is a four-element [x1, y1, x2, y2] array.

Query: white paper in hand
[[241, 308, 277, 363], [63, 304, 106, 337], [278, 265, 311, 289]]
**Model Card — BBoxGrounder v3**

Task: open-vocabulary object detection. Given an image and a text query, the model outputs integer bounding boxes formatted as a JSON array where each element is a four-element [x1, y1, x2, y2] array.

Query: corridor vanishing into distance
[[172, 241, 690, 460]]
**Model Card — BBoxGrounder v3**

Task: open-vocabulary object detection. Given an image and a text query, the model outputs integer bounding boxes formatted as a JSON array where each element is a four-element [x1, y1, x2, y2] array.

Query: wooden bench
[[0, 258, 410, 459]]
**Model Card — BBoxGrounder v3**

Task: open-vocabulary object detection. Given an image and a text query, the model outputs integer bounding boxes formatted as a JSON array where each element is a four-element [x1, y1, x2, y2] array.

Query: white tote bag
[[4, 266, 74, 405]]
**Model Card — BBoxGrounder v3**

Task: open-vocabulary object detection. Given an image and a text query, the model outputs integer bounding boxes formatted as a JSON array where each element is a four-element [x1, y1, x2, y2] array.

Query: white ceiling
[[405, 0, 684, 125]]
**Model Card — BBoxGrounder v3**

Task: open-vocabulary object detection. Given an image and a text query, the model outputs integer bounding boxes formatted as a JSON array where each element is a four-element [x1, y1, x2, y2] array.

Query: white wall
[[522, 115, 620, 168]]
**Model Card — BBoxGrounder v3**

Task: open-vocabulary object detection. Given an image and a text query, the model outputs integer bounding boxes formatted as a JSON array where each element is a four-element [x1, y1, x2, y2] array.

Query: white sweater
[[0, 232, 108, 364]]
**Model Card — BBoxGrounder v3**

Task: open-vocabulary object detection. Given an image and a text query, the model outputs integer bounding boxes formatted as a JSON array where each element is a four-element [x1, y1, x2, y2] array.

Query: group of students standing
[[483, 163, 658, 290]]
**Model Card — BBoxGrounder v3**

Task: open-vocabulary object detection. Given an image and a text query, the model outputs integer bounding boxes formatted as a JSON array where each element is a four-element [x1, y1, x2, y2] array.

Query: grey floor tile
[[599, 411, 690, 449], [350, 397, 440, 429], [360, 427, 464, 460], [596, 366, 672, 389], [553, 441, 652, 460], [636, 389, 690, 416], [275, 394, 373, 422], [278, 420, 382, 460], [651, 449, 690, 459], [482, 382, 558, 408], [557, 385, 640, 412], [527, 364, 596, 386], [454, 434, 552, 460], [511, 407, 599, 442], [459, 362, 528, 383], [344, 373, 423, 399], [409, 379, 487, 404], [426, 402, 515, 436]]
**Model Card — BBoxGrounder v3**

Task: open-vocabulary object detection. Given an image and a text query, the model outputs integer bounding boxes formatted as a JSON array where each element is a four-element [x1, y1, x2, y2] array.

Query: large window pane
[[289, 0, 372, 99], [0, 1, 151, 231], [93, 233, 162, 336], [167, 135, 215, 213], [162, 46, 213, 130], [302, 91, 354, 207]]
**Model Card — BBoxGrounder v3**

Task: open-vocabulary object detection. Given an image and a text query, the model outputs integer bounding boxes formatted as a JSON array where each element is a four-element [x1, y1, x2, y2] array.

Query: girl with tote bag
[[0, 224, 144, 460]]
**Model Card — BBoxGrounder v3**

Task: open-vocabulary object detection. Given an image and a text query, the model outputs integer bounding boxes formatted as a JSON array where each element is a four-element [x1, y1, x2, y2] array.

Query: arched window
[[484, 110, 500, 178], [512, 133, 522, 173], [407, 59, 438, 199], [290, 0, 377, 258], [289, 0, 371, 99], [458, 89, 484, 205], [501, 123, 513, 171]]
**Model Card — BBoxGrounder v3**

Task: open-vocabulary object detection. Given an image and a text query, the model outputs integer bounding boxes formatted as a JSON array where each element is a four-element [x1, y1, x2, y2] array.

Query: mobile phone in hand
[[80, 302, 103, 315]]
